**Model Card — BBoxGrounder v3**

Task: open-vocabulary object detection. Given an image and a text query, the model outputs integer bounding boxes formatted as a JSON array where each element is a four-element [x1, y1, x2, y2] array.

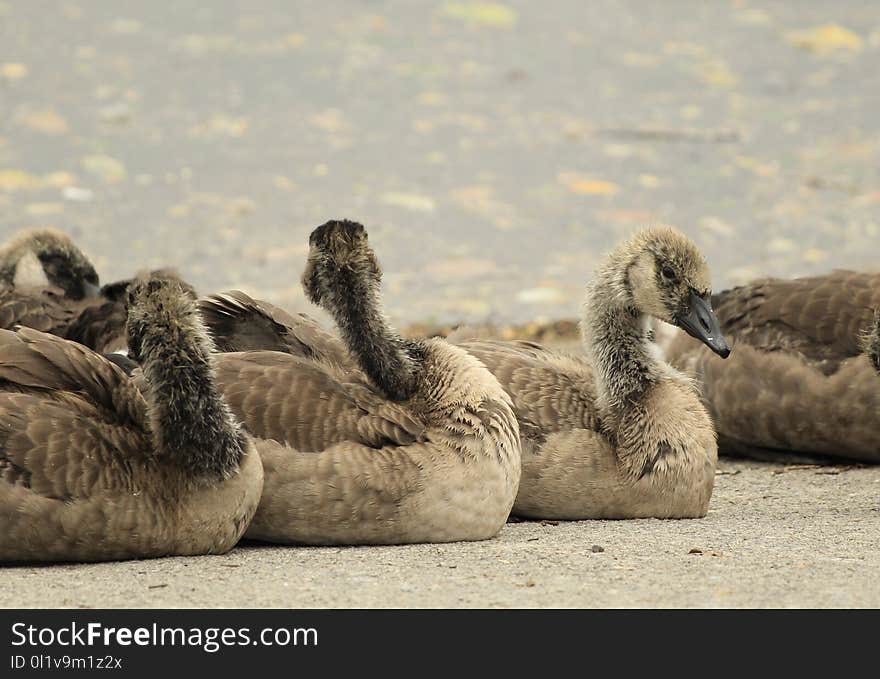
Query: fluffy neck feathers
[[581, 255, 661, 418], [324, 267, 422, 401], [137, 303, 245, 481]]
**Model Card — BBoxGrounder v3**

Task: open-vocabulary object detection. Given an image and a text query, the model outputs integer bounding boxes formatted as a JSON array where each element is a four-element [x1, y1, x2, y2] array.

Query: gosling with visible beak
[[456, 225, 729, 519]]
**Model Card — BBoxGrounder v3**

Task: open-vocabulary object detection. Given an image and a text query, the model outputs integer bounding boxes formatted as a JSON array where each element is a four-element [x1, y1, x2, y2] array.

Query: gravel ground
[[1, 2, 878, 608], [3, 460, 878, 609], [1, 1, 878, 325]]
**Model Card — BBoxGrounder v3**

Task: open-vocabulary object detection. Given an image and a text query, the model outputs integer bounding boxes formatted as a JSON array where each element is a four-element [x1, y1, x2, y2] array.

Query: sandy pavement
[[4, 459, 877, 609]]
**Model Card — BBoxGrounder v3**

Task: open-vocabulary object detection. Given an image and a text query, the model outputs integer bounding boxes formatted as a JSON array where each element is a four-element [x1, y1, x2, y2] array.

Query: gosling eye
[[661, 265, 677, 281]]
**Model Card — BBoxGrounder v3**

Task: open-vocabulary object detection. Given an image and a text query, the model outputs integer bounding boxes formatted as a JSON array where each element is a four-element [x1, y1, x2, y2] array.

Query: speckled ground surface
[[2, 0, 878, 325], [4, 459, 879, 609], [1, 1, 878, 608]]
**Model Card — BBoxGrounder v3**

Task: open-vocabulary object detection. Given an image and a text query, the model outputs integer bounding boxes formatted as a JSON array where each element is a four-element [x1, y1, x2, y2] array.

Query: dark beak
[[677, 289, 731, 358], [83, 281, 102, 299]]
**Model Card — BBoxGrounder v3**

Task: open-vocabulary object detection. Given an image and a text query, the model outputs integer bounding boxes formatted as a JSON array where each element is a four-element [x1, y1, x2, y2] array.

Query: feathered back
[[713, 270, 880, 373]]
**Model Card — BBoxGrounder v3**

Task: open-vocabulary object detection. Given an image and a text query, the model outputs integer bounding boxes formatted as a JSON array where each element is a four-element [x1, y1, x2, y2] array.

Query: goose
[[1, 228, 119, 350], [0, 228, 100, 299], [200, 219, 521, 545], [0, 228, 192, 359], [0, 229, 104, 340], [204, 225, 730, 520], [665, 270, 880, 462], [450, 226, 731, 519], [0, 274, 263, 563]]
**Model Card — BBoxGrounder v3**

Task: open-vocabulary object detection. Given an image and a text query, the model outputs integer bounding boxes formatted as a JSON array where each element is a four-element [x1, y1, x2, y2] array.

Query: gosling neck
[[138, 312, 246, 481], [324, 268, 422, 401], [581, 263, 662, 418]]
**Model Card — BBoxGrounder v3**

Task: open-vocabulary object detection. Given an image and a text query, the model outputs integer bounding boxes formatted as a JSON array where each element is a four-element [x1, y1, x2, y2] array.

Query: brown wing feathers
[[0, 329, 149, 502], [0, 327, 143, 421], [0, 288, 82, 336], [458, 339, 598, 435], [199, 290, 353, 368], [212, 350, 424, 453], [714, 271, 880, 370]]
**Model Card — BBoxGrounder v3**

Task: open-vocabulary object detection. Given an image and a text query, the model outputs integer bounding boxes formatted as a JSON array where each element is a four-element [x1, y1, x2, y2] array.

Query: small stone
[[699, 216, 734, 237], [61, 186, 93, 202], [802, 248, 829, 264], [17, 110, 69, 135], [190, 114, 249, 139], [602, 144, 634, 159], [1, 63, 28, 80], [99, 102, 131, 124], [787, 24, 863, 54], [442, 3, 518, 29], [622, 52, 659, 67], [559, 172, 620, 196], [167, 204, 190, 218], [591, 545, 605, 553], [286, 33, 306, 48], [767, 237, 796, 254], [516, 287, 565, 305], [25, 203, 63, 216], [417, 92, 448, 107], [638, 174, 661, 188], [426, 257, 496, 279], [380, 192, 436, 213], [81, 154, 127, 183], [109, 18, 143, 35], [43, 172, 77, 188], [272, 175, 296, 191], [0, 170, 41, 191], [227, 197, 256, 216]]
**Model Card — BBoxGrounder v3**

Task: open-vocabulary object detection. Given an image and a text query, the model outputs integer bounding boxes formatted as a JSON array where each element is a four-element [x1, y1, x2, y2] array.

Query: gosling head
[[0, 228, 100, 299], [125, 274, 201, 363], [101, 267, 197, 303], [301, 219, 382, 308], [620, 226, 730, 359]]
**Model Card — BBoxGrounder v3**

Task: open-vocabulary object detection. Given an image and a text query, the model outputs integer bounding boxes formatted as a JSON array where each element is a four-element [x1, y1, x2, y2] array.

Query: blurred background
[[1, 0, 878, 327]]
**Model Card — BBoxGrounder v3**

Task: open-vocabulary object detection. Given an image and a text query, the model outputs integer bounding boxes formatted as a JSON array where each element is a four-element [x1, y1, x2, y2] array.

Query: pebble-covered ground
[[1, 0, 878, 327], [1, 1, 878, 608], [6, 459, 879, 608]]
